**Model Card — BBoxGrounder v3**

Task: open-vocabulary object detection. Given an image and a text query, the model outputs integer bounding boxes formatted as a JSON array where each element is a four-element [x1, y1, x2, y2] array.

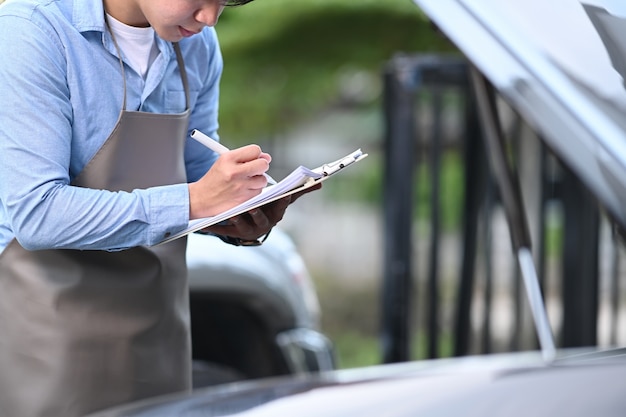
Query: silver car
[[186, 228, 334, 387]]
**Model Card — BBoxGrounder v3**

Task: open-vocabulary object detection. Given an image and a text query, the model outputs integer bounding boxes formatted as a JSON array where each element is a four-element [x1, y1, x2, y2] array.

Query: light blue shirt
[[0, 0, 223, 252]]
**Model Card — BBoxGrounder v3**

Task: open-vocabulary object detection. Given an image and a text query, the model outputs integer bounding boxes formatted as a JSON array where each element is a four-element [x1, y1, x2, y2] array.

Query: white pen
[[191, 129, 278, 185]]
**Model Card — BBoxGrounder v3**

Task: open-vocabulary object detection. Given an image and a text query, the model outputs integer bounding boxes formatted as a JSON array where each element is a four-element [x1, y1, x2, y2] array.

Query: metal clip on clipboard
[[316, 149, 366, 177]]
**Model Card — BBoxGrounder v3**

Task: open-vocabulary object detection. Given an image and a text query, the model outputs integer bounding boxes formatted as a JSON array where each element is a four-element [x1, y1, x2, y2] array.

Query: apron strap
[[173, 42, 191, 111], [104, 15, 128, 111], [104, 16, 191, 112]]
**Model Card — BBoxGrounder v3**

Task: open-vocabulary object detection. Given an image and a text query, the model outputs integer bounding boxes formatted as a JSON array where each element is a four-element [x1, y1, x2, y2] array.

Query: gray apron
[[0, 42, 192, 417]]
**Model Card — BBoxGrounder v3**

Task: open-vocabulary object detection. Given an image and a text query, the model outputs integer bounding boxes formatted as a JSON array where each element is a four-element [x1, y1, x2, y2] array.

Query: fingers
[[248, 208, 270, 229], [244, 174, 269, 191], [220, 146, 271, 183], [226, 145, 271, 167], [188, 145, 273, 220], [258, 151, 272, 163], [271, 195, 291, 215], [204, 183, 318, 240], [210, 209, 271, 241]]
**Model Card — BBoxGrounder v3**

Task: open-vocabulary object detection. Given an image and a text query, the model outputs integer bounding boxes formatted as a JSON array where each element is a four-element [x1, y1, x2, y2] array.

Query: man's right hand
[[188, 144, 271, 220]]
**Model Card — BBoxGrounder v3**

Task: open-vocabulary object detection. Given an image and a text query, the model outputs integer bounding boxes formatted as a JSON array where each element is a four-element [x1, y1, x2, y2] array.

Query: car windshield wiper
[[469, 65, 557, 362]]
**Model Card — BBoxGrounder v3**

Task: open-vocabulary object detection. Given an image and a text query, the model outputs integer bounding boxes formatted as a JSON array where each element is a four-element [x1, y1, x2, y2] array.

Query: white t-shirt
[[106, 14, 160, 79]]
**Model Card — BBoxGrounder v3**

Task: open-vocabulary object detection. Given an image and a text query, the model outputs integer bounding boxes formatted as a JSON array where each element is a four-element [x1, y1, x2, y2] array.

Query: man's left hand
[[203, 183, 321, 242]]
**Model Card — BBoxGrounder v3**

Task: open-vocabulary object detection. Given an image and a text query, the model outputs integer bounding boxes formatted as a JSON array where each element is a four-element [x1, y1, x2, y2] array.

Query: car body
[[88, 0, 626, 415], [87, 347, 626, 417], [186, 228, 334, 387]]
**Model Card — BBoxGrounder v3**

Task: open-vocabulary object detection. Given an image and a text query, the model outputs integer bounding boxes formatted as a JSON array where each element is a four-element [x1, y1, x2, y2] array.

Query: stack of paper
[[157, 149, 367, 245], [189, 165, 322, 230]]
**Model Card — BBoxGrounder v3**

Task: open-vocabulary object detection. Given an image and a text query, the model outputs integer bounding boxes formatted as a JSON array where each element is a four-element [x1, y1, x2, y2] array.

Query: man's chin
[[153, 27, 182, 42]]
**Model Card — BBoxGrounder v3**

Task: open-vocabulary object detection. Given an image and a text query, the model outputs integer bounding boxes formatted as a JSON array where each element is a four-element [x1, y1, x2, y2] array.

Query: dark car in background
[[88, 0, 626, 415], [187, 228, 334, 387]]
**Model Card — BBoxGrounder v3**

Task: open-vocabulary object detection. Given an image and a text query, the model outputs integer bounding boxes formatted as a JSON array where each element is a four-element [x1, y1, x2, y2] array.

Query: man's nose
[[194, 2, 224, 27]]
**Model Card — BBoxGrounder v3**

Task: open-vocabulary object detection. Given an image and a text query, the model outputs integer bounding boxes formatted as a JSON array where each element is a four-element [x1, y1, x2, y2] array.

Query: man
[[0, 0, 314, 415]]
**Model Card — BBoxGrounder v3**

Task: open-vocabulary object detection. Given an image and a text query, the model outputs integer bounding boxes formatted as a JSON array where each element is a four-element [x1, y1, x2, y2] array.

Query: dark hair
[[223, 0, 255, 5]]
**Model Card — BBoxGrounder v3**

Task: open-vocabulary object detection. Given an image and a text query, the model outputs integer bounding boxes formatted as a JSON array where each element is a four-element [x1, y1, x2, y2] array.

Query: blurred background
[[214, 0, 458, 368], [216, 0, 626, 370]]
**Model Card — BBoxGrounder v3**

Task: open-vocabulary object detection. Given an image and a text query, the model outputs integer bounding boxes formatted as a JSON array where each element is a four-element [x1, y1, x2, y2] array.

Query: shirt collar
[[69, 0, 174, 93], [72, 0, 107, 34]]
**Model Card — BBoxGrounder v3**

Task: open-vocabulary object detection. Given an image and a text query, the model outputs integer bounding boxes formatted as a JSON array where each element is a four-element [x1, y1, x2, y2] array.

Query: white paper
[[156, 149, 367, 246]]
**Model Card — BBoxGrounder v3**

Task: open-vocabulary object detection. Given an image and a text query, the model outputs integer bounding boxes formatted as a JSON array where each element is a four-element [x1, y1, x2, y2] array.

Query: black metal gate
[[381, 54, 620, 363]]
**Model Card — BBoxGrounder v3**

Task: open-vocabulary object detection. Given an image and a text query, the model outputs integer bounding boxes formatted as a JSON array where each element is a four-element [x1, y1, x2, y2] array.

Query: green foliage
[[415, 150, 465, 230], [315, 263, 455, 369], [216, 0, 457, 142], [329, 329, 453, 369], [322, 149, 465, 228], [321, 151, 383, 204], [331, 330, 381, 369], [544, 212, 564, 257], [303, 86, 466, 226]]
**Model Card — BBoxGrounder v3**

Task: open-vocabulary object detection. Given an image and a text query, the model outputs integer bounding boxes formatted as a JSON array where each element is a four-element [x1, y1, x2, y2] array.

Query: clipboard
[[156, 149, 368, 245]]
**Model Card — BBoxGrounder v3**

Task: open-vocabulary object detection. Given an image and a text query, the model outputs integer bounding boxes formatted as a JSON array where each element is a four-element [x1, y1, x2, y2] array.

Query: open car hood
[[413, 0, 626, 230]]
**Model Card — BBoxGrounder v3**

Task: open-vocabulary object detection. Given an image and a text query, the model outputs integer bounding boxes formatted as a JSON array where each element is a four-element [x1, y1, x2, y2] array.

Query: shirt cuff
[[147, 183, 190, 245]]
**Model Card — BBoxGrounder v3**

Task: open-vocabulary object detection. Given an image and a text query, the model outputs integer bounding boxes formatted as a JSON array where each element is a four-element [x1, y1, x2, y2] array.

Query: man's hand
[[204, 183, 322, 241], [188, 145, 271, 220]]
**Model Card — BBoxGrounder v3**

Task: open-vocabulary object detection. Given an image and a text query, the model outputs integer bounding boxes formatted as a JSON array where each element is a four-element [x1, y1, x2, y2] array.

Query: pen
[[191, 129, 278, 185]]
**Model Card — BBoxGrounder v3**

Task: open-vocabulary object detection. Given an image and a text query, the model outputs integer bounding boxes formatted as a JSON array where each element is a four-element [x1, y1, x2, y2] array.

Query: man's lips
[[179, 27, 198, 37]]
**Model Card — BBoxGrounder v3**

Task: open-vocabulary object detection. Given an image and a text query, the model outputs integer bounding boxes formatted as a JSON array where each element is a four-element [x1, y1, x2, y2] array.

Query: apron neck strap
[[105, 16, 191, 112], [172, 42, 191, 110]]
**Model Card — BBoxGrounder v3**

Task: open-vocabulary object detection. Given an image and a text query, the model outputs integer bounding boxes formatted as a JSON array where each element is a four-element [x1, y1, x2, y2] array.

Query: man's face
[[140, 0, 225, 41]]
